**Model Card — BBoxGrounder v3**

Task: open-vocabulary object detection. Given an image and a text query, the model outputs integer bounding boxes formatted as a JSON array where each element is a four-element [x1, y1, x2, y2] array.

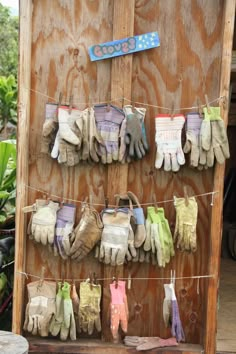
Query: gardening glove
[[70, 203, 103, 262], [89, 107, 105, 163], [163, 283, 172, 327], [71, 283, 80, 333], [155, 115, 185, 172], [60, 282, 76, 341], [137, 337, 178, 351], [203, 107, 230, 164], [24, 199, 59, 245], [127, 191, 146, 247], [79, 281, 102, 335], [183, 113, 202, 168], [41, 103, 58, 155], [169, 283, 185, 342], [49, 282, 64, 336], [124, 108, 148, 159], [99, 208, 131, 266], [174, 196, 198, 252], [23, 280, 56, 337], [110, 280, 129, 343], [54, 204, 76, 260], [57, 106, 82, 146], [199, 109, 214, 168], [94, 104, 125, 163]]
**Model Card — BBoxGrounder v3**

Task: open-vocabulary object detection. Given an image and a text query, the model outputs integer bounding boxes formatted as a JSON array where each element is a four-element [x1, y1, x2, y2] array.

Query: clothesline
[[24, 87, 225, 112], [1, 260, 14, 269], [24, 184, 218, 207], [16, 270, 214, 282]]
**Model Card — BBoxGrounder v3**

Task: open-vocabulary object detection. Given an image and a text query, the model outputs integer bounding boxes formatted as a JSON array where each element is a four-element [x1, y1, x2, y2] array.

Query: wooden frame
[[13, 1, 236, 353]]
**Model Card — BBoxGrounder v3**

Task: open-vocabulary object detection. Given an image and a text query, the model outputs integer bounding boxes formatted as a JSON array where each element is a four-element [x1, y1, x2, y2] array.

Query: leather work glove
[[79, 281, 102, 335], [49, 282, 64, 336], [41, 103, 58, 155], [60, 282, 76, 341], [183, 113, 202, 168], [70, 203, 103, 262], [203, 107, 230, 165], [54, 204, 76, 260], [99, 208, 131, 266], [94, 104, 125, 164], [174, 196, 198, 252], [124, 108, 148, 160], [23, 280, 56, 337], [155, 114, 185, 172], [23, 199, 59, 245]]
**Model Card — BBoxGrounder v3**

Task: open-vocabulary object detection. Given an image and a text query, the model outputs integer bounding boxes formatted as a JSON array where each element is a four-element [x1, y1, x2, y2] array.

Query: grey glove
[[183, 113, 202, 168]]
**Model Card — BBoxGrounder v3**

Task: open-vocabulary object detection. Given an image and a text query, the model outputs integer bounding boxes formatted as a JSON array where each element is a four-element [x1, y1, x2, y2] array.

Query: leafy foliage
[[0, 4, 18, 77], [0, 75, 17, 133], [0, 140, 16, 227]]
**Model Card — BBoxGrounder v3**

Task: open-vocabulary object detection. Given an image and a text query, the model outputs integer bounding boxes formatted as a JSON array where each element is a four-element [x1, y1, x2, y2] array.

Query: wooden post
[[205, 1, 236, 353], [101, 0, 135, 341], [12, 0, 32, 334]]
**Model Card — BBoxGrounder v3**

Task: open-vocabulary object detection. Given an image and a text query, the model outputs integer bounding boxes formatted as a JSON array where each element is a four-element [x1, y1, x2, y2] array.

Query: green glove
[[60, 282, 76, 341], [174, 196, 198, 252], [79, 281, 101, 335], [49, 282, 63, 337]]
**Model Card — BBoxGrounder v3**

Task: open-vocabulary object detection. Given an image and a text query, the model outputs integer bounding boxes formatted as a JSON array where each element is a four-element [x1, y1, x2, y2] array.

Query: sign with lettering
[[89, 32, 160, 62]]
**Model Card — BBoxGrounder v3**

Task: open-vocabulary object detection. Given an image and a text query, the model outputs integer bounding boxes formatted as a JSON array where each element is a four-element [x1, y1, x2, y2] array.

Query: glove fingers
[[155, 150, 164, 169], [164, 153, 171, 172]]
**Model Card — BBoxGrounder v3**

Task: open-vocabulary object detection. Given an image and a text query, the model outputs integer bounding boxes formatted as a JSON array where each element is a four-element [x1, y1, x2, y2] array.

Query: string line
[[25, 87, 225, 112], [24, 184, 218, 207], [1, 260, 15, 269], [16, 270, 214, 282]]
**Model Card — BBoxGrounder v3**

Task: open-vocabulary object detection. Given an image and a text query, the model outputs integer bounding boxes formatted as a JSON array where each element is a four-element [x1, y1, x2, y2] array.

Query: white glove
[[155, 115, 185, 171]]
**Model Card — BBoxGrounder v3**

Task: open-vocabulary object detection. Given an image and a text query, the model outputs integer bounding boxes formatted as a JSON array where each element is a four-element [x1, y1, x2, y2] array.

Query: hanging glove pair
[[78, 281, 101, 335], [183, 107, 230, 169], [143, 207, 174, 267], [49, 282, 77, 341], [174, 196, 198, 252], [110, 280, 129, 343], [119, 105, 148, 162], [163, 282, 185, 343], [155, 114, 185, 172], [23, 280, 56, 337]]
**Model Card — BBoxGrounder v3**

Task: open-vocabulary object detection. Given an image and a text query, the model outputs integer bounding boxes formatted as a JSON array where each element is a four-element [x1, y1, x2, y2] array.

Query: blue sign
[[89, 32, 160, 62]]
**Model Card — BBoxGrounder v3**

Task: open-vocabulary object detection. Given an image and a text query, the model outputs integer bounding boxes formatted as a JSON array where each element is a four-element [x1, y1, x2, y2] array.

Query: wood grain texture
[[205, 1, 236, 353], [14, 0, 234, 352], [13, 0, 32, 335]]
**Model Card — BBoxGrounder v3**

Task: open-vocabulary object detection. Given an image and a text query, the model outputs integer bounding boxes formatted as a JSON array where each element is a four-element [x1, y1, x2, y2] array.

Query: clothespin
[[152, 194, 158, 213], [197, 97, 203, 118], [204, 94, 211, 114], [89, 194, 93, 208], [93, 272, 98, 285], [58, 92, 63, 107], [170, 102, 175, 120], [89, 271, 93, 291], [112, 276, 118, 289], [106, 93, 111, 112], [105, 197, 109, 209], [39, 266, 45, 287], [128, 272, 132, 290], [183, 186, 189, 206], [69, 95, 73, 114]]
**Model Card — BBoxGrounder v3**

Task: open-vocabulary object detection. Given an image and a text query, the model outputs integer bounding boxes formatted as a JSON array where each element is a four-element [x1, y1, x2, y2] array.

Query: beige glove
[[70, 203, 103, 262], [41, 103, 58, 155], [174, 196, 198, 252], [79, 281, 102, 335], [23, 280, 56, 337]]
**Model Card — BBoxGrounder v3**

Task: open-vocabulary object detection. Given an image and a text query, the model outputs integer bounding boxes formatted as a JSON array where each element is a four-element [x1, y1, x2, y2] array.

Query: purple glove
[[94, 105, 124, 164], [170, 284, 185, 342], [54, 204, 76, 259]]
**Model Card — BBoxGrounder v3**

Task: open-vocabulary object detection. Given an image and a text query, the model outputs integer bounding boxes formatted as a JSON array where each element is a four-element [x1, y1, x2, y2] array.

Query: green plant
[[0, 139, 16, 228], [0, 75, 17, 135]]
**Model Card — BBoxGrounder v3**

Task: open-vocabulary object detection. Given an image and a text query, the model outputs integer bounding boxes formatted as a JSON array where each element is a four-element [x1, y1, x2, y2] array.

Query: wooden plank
[[102, 0, 135, 342], [12, 0, 32, 334], [27, 338, 203, 354], [205, 1, 236, 353]]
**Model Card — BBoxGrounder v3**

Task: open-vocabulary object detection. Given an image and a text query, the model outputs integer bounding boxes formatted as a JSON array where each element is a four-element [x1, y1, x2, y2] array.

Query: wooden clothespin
[[89, 194, 93, 208], [105, 197, 109, 209], [93, 272, 98, 285], [112, 276, 118, 289], [183, 186, 189, 206], [58, 92, 63, 107], [170, 102, 175, 120], [204, 94, 211, 114], [128, 272, 132, 290], [39, 266, 46, 287], [69, 95, 73, 114], [152, 194, 158, 213], [89, 271, 93, 291], [197, 97, 203, 118], [106, 93, 111, 112]]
